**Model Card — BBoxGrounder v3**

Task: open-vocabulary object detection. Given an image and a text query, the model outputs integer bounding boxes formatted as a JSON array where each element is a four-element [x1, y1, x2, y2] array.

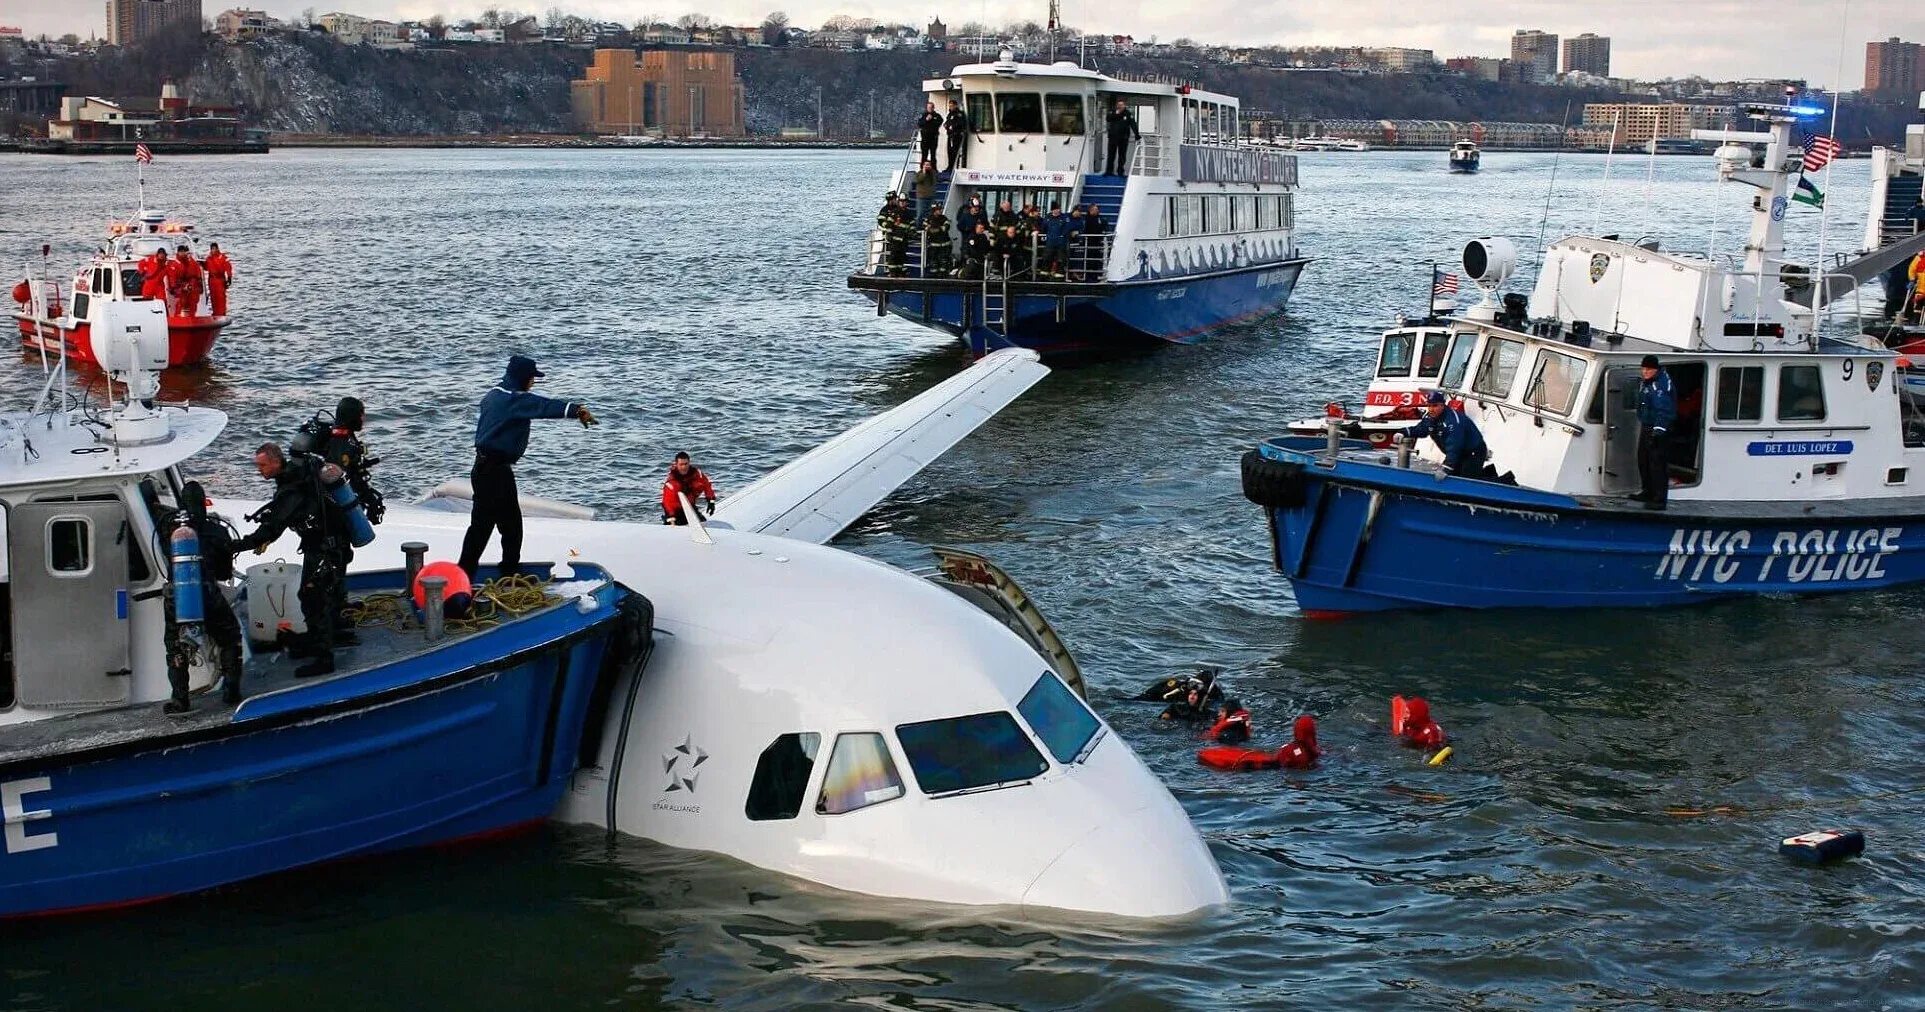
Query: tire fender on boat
[[1241, 449, 1308, 508]]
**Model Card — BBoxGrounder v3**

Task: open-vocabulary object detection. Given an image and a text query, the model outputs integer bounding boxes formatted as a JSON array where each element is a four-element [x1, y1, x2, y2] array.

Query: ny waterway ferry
[[847, 52, 1308, 357], [1242, 102, 1925, 615]]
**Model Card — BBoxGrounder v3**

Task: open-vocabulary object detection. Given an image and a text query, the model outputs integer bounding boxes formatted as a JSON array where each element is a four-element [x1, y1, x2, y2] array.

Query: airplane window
[[744, 732, 820, 821], [1017, 671, 1103, 764], [816, 732, 905, 815], [895, 711, 1047, 796]]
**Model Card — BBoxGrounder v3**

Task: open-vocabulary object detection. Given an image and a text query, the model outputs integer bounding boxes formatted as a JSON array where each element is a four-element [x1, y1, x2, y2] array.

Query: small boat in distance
[[1448, 140, 1480, 173]]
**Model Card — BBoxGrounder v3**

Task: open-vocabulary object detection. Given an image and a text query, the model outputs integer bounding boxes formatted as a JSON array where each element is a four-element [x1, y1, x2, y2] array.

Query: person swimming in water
[[1205, 698, 1252, 744], [1394, 696, 1446, 750], [1197, 712, 1322, 771], [1275, 715, 1322, 769]]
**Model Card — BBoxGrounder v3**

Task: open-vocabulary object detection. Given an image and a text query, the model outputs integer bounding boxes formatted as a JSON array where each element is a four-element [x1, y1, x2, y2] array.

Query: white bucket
[[245, 560, 305, 644]]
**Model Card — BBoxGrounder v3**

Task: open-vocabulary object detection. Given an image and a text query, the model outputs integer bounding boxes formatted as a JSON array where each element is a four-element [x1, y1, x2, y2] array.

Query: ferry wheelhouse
[[847, 54, 1308, 357], [11, 209, 230, 369], [1242, 103, 1925, 615]]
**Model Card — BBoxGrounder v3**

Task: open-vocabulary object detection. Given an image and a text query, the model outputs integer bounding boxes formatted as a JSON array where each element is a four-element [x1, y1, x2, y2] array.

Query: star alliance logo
[[661, 735, 708, 793]]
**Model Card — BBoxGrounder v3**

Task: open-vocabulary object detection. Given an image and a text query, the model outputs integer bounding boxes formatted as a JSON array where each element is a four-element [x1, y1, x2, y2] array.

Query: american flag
[[134, 142, 152, 164], [1432, 271, 1460, 296], [1802, 135, 1840, 173]]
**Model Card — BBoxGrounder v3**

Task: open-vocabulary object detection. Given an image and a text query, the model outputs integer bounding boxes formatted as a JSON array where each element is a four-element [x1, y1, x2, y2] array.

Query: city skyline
[[5, 0, 1917, 89]]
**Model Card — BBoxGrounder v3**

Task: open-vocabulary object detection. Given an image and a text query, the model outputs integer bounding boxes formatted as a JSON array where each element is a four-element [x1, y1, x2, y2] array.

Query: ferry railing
[[1130, 136, 1173, 177]]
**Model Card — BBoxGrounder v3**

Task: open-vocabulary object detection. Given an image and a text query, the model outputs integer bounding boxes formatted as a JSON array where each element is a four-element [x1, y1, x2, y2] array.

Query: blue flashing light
[[1788, 104, 1827, 118]]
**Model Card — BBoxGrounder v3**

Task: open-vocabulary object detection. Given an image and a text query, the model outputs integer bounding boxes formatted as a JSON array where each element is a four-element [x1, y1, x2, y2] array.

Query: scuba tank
[[289, 412, 331, 456], [318, 463, 377, 548], [170, 522, 205, 624]]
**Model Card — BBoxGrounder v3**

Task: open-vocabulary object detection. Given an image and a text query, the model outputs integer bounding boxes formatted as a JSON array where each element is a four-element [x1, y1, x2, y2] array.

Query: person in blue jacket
[[1636, 354, 1676, 510], [457, 355, 597, 580], [1040, 204, 1077, 279], [1402, 390, 1489, 477]]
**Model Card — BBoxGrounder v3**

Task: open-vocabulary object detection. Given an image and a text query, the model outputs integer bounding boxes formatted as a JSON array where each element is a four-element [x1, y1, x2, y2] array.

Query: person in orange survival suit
[[1275, 715, 1323, 770], [203, 242, 233, 317], [138, 250, 169, 308], [661, 451, 718, 525], [166, 244, 203, 316], [1392, 696, 1446, 750], [1204, 698, 1253, 744]]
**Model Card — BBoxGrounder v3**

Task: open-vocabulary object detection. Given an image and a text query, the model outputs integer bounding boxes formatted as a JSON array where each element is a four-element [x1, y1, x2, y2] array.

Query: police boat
[[846, 51, 1308, 358], [321, 349, 1226, 919], [1242, 101, 1925, 615], [0, 301, 649, 918]]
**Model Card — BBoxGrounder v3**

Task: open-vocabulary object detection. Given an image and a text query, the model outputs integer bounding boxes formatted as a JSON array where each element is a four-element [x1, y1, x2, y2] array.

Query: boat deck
[[0, 583, 577, 770]]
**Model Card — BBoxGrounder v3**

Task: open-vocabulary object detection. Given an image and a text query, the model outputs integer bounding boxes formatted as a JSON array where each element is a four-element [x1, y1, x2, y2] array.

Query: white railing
[[1130, 136, 1174, 177]]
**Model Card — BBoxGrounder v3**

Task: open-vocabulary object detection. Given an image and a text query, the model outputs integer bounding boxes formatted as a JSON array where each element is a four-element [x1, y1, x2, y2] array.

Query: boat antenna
[[1534, 99, 1573, 267], [1811, 0, 1850, 328], [1594, 106, 1621, 234]]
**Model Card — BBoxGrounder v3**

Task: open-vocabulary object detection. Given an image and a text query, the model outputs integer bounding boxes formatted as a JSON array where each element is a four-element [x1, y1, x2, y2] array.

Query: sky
[[5, 0, 1921, 88]]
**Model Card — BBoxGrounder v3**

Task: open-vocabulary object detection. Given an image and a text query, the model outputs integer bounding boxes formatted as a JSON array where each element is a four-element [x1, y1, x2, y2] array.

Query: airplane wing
[[710, 348, 1048, 544]]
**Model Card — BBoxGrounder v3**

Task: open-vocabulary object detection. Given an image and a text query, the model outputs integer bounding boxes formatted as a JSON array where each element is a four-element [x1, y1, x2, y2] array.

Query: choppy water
[[2, 148, 1921, 1010]]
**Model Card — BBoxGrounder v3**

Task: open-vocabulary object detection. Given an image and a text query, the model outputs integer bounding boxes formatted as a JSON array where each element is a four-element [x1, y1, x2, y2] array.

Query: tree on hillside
[[676, 13, 713, 30], [426, 14, 446, 38], [821, 14, 859, 31], [761, 12, 789, 46]]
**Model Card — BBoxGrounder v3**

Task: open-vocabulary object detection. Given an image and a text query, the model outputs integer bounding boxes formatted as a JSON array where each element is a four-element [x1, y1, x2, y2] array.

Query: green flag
[[1791, 174, 1823, 208]]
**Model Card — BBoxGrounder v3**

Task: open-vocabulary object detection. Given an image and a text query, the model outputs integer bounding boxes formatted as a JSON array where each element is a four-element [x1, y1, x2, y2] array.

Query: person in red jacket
[[1275, 715, 1322, 769], [1394, 696, 1446, 750], [166, 244, 203, 317], [1204, 698, 1252, 744], [203, 243, 233, 317], [662, 451, 718, 525], [138, 250, 169, 307]]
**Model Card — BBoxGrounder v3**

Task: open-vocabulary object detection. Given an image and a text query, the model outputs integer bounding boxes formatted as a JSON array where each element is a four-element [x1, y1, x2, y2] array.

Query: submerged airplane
[[237, 350, 1228, 918]]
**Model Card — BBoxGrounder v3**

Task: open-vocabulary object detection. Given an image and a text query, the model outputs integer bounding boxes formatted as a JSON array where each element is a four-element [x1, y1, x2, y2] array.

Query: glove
[[577, 406, 598, 427], [1653, 427, 1667, 435]]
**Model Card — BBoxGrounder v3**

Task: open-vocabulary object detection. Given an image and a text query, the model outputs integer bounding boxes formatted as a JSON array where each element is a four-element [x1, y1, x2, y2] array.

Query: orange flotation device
[[10, 280, 29, 304], [1391, 695, 1446, 749], [1199, 746, 1280, 771]]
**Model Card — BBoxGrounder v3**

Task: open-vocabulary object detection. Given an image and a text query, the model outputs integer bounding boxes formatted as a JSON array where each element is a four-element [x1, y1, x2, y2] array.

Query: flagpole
[[1812, 0, 1849, 331]]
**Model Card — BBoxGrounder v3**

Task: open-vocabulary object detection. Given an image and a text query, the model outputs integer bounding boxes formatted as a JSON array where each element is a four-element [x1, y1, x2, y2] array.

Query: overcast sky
[[7, 1, 1920, 88]]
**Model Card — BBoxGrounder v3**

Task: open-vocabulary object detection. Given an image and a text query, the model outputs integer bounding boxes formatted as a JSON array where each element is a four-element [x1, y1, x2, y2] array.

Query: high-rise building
[[571, 49, 746, 137], [1865, 37, 1921, 94], [1510, 29, 1558, 84], [106, 0, 203, 46], [1562, 33, 1611, 77]]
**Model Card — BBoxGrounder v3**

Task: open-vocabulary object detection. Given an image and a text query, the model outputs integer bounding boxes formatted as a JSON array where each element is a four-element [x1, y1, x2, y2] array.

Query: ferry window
[[1524, 350, 1587, 416], [1377, 331, 1417, 378], [1440, 335, 1476, 389], [744, 732, 820, 821], [1778, 365, 1826, 421], [1045, 94, 1084, 135], [996, 93, 1043, 133], [895, 711, 1047, 796], [967, 93, 995, 133], [72, 293, 90, 318], [1018, 672, 1102, 764], [1418, 332, 1453, 377], [1233, 195, 1256, 232], [816, 732, 905, 815], [1716, 365, 1764, 422], [47, 518, 90, 575], [1199, 196, 1214, 234], [1471, 337, 1524, 399]]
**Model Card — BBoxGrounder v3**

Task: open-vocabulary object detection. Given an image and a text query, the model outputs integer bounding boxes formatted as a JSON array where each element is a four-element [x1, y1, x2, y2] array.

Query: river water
[[1, 148, 1920, 1009]]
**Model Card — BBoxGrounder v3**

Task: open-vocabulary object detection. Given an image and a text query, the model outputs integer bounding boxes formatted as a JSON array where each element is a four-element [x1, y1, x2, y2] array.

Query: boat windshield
[[996, 93, 1044, 133], [1377, 331, 1417, 378]]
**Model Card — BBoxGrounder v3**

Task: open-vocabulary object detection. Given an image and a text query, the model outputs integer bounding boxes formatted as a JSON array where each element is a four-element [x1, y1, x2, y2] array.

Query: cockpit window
[[745, 732, 820, 821], [995, 93, 1044, 133], [895, 711, 1048, 796], [816, 732, 905, 815], [1017, 672, 1102, 764]]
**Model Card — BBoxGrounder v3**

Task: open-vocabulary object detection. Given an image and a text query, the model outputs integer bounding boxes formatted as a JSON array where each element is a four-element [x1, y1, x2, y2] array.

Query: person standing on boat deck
[[880, 196, 914, 277], [662, 452, 718, 525], [138, 249, 169, 307], [1041, 204, 1076, 279], [162, 481, 245, 714], [924, 206, 955, 276], [202, 242, 233, 317], [956, 194, 985, 240], [1077, 204, 1109, 279], [238, 444, 349, 679], [1908, 197, 1925, 236], [1104, 99, 1140, 176], [1401, 391, 1488, 477], [992, 199, 1019, 232], [913, 159, 938, 224], [457, 355, 597, 581], [962, 223, 994, 279], [167, 244, 203, 317], [1636, 355, 1677, 510], [319, 396, 383, 634], [944, 99, 968, 171], [917, 102, 943, 164]]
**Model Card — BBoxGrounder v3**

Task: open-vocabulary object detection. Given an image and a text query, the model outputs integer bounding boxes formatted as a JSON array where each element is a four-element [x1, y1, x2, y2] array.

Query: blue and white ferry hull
[[1244, 438, 1925, 616], [0, 566, 643, 918], [854, 259, 1307, 357]]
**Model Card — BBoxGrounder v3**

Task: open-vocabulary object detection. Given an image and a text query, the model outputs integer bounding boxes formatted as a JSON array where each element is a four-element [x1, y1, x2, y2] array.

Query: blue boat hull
[[0, 574, 640, 918], [1245, 439, 1925, 615], [860, 259, 1307, 357]]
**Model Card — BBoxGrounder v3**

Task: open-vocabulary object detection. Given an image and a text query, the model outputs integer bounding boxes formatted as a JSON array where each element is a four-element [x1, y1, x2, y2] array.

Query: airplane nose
[[1021, 803, 1229, 918]]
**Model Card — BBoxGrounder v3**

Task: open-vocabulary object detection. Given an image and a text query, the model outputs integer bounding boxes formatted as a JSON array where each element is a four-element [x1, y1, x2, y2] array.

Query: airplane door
[[7, 502, 132, 708], [1599, 365, 1642, 495]]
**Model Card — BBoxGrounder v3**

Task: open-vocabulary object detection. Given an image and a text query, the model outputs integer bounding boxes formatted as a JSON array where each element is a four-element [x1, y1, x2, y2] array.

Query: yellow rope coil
[[340, 574, 555, 636]]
